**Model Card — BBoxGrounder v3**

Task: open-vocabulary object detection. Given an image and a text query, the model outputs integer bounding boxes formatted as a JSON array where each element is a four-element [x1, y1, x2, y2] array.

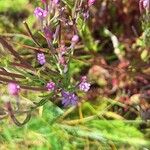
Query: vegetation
[[0, 0, 150, 149]]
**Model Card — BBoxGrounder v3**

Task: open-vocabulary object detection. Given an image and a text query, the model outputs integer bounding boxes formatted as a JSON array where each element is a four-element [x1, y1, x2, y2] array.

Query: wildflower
[[71, 35, 79, 43], [88, 0, 96, 7], [37, 53, 46, 65], [34, 7, 48, 19], [46, 82, 55, 91], [79, 76, 91, 92], [139, 0, 150, 12], [8, 83, 20, 96], [61, 91, 78, 106], [79, 82, 90, 92]]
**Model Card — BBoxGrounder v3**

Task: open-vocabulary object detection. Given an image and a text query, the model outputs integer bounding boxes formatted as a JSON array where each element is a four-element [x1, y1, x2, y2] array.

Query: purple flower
[[46, 81, 55, 91], [41, 0, 47, 3], [88, 0, 96, 7], [61, 91, 78, 107], [79, 82, 91, 92], [37, 53, 46, 65], [8, 83, 20, 96], [79, 76, 91, 92], [34, 7, 48, 19], [71, 35, 79, 43]]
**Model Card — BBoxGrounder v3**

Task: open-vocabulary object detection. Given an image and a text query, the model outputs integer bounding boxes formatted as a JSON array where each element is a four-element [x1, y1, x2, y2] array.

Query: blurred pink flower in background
[[139, 0, 150, 12], [8, 83, 20, 96], [88, 0, 96, 7]]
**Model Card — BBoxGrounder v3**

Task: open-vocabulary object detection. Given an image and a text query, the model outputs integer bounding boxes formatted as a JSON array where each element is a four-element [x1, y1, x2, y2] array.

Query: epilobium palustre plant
[[0, 0, 96, 126]]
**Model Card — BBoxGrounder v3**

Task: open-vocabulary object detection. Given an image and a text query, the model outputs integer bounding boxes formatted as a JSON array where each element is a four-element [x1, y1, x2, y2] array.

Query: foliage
[[0, 0, 150, 149]]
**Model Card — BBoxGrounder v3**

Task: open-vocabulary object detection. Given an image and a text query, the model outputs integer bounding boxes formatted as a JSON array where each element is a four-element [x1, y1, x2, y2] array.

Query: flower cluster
[[1, 0, 95, 123], [13, 1, 92, 107], [61, 91, 78, 107], [79, 76, 91, 92], [37, 53, 46, 65]]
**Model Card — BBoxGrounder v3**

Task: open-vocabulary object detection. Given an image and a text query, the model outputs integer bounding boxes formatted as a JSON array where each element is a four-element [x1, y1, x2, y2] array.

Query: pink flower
[[41, 0, 47, 3], [88, 0, 96, 7], [8, 83, 20, 96], [46, 82, 55, 91], [37, 53, 46, 65], [71, 35, 79, 43], [34, 7, 48, 19], [139, 0, 150, 12]]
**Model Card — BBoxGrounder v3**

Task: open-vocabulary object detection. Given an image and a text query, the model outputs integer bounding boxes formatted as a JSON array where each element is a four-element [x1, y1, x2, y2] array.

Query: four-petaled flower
[[46, 82, 55, 91], [19, 2, 90, 108], [61, 91, 78, 107], [34, 7, 48, 19]]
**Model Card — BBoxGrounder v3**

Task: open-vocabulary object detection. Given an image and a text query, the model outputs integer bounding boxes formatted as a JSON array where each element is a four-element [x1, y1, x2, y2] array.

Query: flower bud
[[71, 35, 79, 43], [44, 27, 53, 40]]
